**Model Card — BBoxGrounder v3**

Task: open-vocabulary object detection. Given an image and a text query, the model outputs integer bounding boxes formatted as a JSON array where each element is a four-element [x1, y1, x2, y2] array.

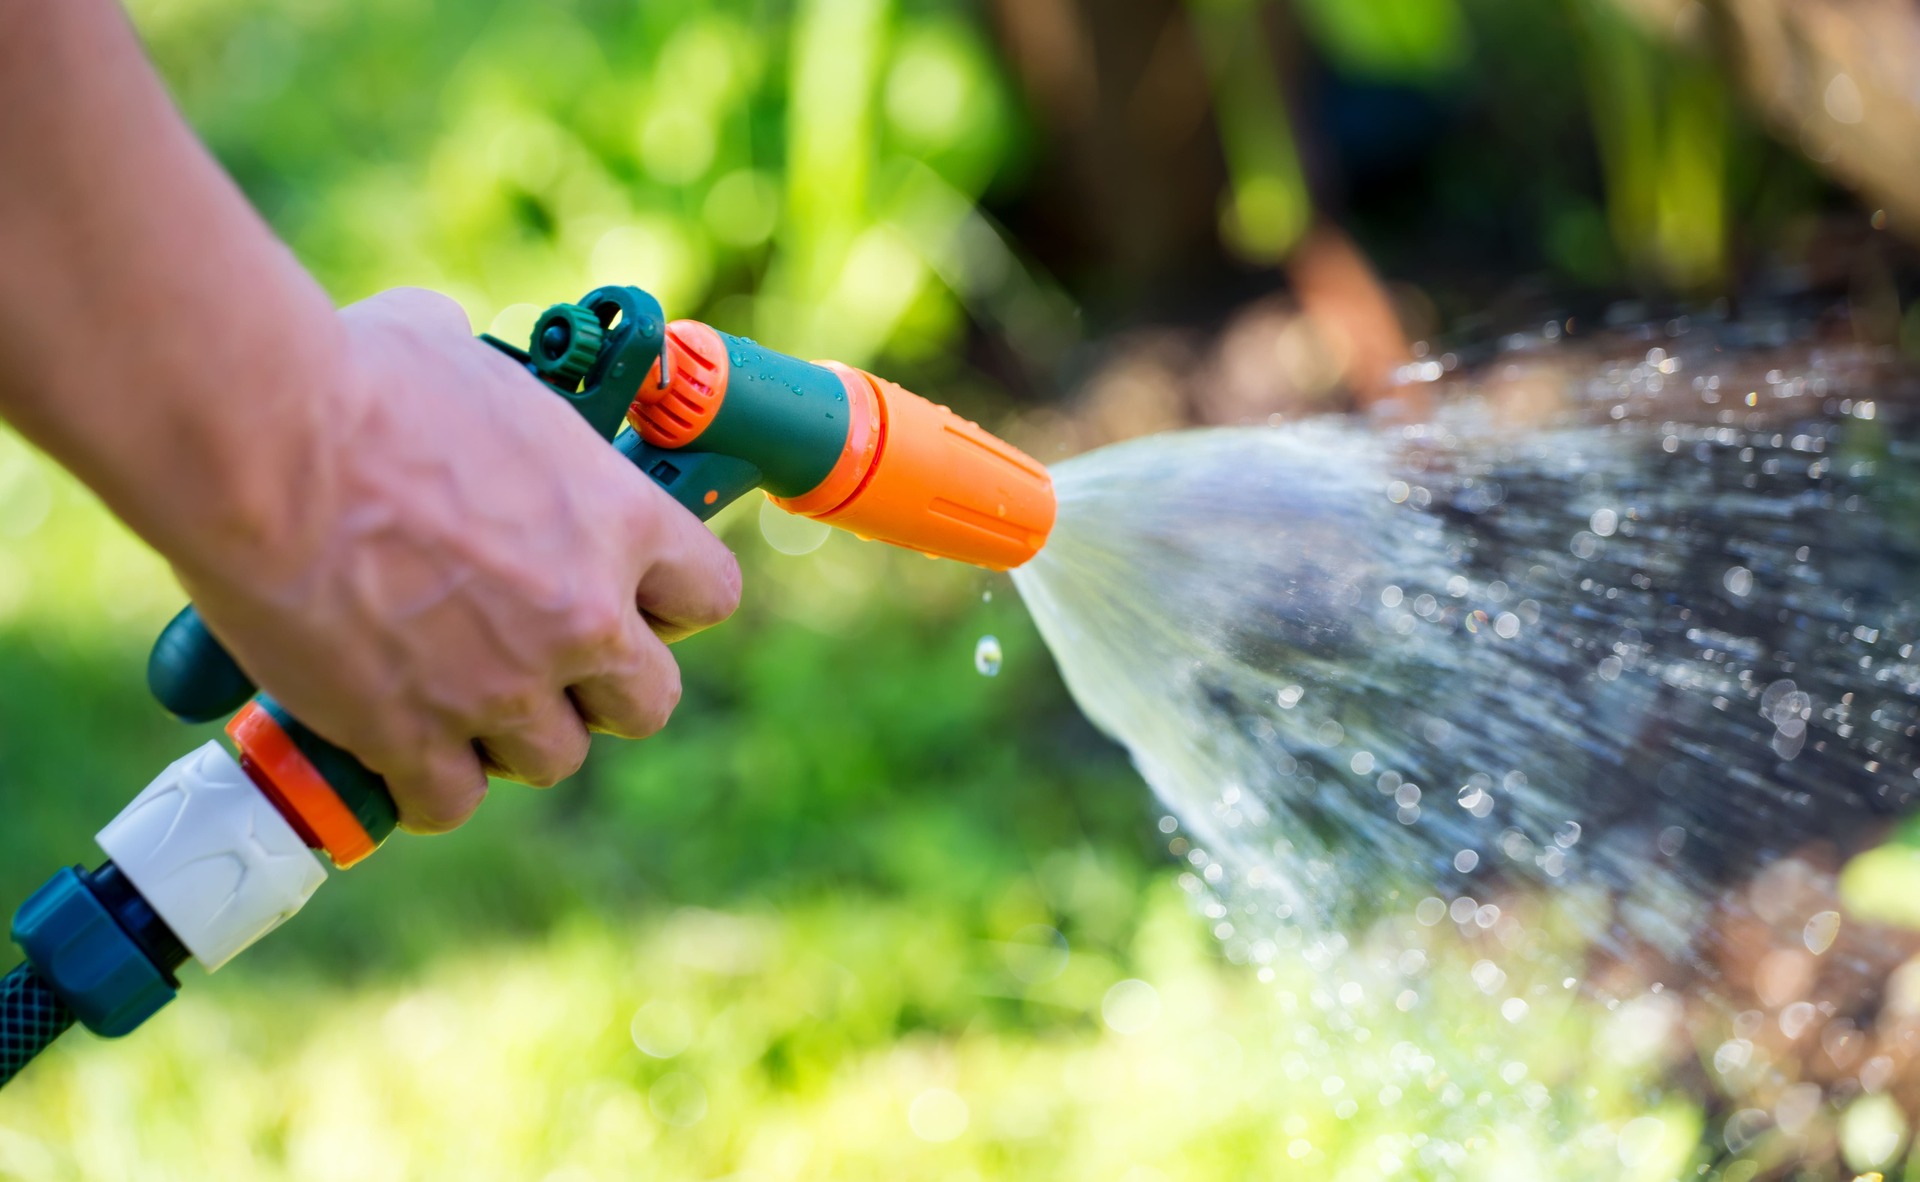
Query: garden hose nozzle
[[3, 285, 1055, 1087], [630, 320, 1055, 571]]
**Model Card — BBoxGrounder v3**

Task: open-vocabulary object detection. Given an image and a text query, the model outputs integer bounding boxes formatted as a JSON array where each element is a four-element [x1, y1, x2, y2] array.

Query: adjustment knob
[[531, 303, 606, 387]]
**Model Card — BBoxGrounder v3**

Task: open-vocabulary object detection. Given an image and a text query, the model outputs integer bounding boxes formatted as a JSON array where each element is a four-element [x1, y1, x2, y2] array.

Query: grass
[[4, 883, 1696, 1182]]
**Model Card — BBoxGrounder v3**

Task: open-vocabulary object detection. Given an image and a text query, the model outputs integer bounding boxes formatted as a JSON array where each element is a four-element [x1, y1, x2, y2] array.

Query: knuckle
[[351, 717, 432, 782], [566, 591, 632, 654], [576, 680, 650, 741], [401, 766, 487, 834], [517, 764, 564, 790], [554, 735, 591, 783], [606, 665, 680, 740], [641, 666, 684, 736], [473, 683, 544, 731], [711, 549, 744, 620], [518, 737, 587, 789]]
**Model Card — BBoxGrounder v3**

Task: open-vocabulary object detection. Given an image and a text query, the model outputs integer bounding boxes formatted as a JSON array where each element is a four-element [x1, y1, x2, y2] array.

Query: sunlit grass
[[2, 883, 1703, 1182]]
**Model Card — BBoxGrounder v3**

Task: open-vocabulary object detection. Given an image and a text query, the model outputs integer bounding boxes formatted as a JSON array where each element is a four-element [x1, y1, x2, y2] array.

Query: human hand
[[174, 288, 741, 832]]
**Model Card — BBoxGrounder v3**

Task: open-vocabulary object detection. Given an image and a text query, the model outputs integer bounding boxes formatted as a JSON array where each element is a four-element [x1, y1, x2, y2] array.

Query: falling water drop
[[974, 635, 1003, 677]]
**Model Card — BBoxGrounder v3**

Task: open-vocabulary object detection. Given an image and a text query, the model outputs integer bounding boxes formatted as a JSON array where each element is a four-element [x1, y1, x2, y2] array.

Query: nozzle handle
[[149, 606, 253, 724], [147, 286, 673, 724], [137, 288, 744, 874]]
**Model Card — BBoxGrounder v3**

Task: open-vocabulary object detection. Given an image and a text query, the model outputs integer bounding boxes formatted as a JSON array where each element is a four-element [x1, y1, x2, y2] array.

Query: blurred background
[[5, 0, 1920, 1177]]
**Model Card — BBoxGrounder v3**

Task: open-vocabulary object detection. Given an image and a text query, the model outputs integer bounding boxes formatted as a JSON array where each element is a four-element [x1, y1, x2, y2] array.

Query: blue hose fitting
[[11, 867, 176, 1038]]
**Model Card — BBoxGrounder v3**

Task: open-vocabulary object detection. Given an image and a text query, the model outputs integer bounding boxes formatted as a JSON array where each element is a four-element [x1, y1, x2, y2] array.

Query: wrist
[[0, 0, 351, 597], [138, 274, 351, 596]]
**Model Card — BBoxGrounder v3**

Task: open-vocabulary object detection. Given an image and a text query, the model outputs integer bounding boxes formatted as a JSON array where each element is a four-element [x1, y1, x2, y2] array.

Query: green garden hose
[[1, 962, 74, 1088]]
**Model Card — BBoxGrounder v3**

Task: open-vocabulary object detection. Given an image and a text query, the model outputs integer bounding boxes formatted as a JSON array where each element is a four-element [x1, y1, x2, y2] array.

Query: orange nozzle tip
[[775, 369, 1055, 570]]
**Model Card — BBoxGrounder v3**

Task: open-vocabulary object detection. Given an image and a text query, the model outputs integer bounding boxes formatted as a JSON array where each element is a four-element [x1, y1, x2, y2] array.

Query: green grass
[[2, 882, 1695, 1182]]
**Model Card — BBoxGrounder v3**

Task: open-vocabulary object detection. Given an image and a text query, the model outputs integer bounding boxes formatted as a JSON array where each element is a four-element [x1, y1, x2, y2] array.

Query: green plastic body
[[617, 432, 763, 518], [694, 333, 850, 498]]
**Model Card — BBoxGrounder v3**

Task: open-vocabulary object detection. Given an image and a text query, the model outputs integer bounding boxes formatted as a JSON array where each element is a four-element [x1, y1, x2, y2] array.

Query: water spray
[[0, 285, 1055, 1088], [1008, 335, 1920, 1166]]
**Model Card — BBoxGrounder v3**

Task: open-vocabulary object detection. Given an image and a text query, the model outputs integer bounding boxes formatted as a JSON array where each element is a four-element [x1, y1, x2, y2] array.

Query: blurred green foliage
[[1174, 0, 1830, 299], [1293, 0, 1469, 81], [132, 0, 1032, 365]]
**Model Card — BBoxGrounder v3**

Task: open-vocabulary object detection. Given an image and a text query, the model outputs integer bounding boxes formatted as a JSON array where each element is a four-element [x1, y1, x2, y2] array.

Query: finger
[[473, 691, 593, 789], [381, 741, 491, 836], [569, 611, 683, 739], [629, 484, 743, 640], [341, 286, 473, 338]]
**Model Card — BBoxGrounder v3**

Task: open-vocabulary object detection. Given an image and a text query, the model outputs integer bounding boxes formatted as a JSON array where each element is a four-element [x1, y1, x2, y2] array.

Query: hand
[[175, 288, 742, 832]]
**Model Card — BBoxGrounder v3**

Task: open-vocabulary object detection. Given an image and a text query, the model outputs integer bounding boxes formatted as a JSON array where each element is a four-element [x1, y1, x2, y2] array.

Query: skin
[[0, 0, 741, 832]]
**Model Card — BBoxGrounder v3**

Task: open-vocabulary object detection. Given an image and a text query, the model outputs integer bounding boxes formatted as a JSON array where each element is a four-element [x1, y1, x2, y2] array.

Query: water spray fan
[[0, 285, 1055, 1087]]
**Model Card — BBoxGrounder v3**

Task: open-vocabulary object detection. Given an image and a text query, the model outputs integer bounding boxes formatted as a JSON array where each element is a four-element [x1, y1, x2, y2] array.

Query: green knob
[[531, 304, 606, 387]]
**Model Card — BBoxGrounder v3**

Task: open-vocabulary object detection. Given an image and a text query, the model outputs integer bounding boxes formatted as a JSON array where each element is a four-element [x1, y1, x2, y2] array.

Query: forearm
[[0, 0, 342, 579]]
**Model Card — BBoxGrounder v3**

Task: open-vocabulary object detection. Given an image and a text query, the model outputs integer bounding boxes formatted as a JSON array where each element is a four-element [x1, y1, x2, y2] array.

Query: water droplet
[[1805, 910, 1842, 955], [974, 635, 1003, 676], [1724, 566, 1754, 597]]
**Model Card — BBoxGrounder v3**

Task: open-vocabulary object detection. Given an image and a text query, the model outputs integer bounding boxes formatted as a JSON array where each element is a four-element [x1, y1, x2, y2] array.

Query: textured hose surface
[[0, 962, 73, 1089]]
